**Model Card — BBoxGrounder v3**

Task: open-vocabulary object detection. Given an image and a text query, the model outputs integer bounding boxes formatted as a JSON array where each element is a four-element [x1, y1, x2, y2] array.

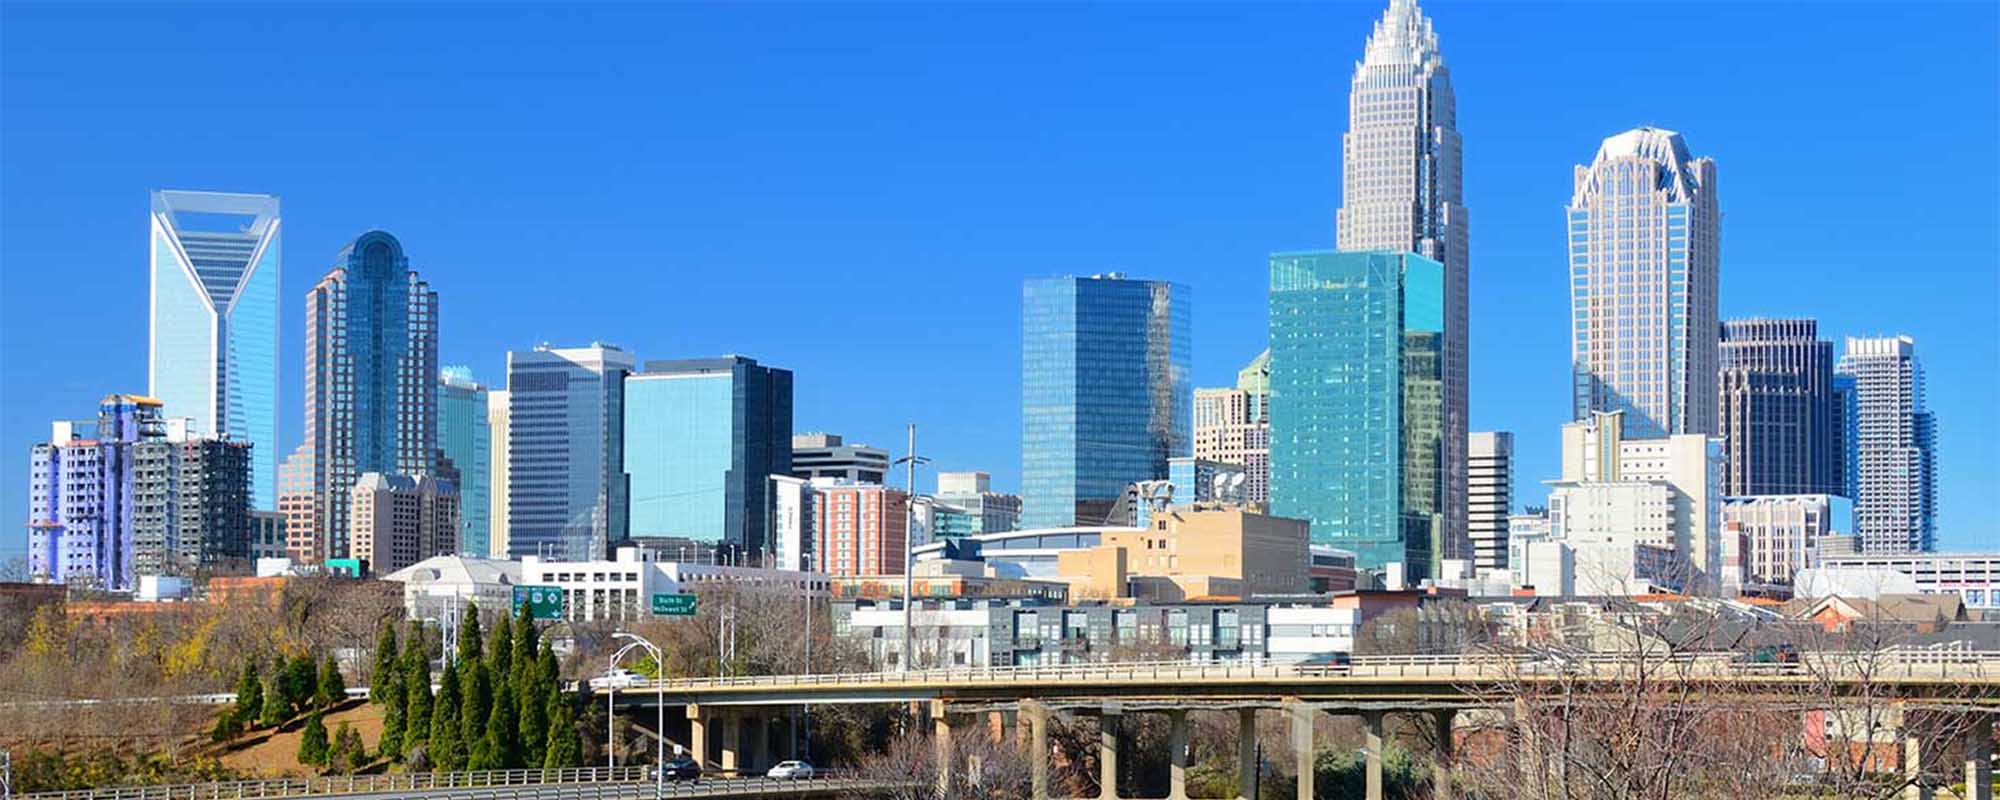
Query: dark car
[[1298, 651, 1353, 668], [1744, 644, 1801, 664], [654, 757, 702, 782]]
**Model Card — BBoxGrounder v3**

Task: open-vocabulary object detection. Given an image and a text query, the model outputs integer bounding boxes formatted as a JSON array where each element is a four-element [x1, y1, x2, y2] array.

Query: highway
[[16, 772, 899, 800]]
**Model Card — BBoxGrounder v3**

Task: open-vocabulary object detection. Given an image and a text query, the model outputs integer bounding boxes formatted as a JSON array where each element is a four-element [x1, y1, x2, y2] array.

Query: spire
[[1362, 0, 1442, 68]]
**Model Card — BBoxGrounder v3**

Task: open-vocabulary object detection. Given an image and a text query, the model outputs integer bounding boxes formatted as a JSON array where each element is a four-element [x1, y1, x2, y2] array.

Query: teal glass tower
[[623, 356, 793, 558], [438, 366, 491, 557], [1021, 274, 1191, 529], [149, 190, 280, 510], [1269, 250, 1443, 576]]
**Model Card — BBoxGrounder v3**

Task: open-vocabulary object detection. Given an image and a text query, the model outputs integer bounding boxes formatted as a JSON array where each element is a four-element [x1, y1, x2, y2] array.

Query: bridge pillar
[[686, 704, 709, 769], [932, 700, 955, 796], [1024, 700, 1051, 800], [1432, 709, 1457, 800], [1363, 711, 1386, 800], [718, 711, 741, 776], [1236, 708, 1258, 800], [1099, 705, 1123, 800], [1966, 715, 1994, 800], [1167, 709, 1190, 800], [747, 713, 768, 772], [1290, 703, 1315, 800]]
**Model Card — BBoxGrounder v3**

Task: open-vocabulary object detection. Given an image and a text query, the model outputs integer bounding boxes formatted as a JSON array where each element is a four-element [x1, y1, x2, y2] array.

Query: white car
[[588, 668, 642, 689], [766, 760, 815, 779]]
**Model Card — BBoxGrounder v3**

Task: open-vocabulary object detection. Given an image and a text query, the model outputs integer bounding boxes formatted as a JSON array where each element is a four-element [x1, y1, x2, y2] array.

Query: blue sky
[[2, 1, 1995, 558]]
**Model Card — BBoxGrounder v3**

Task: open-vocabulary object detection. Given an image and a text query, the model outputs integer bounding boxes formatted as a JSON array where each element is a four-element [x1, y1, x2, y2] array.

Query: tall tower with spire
[[1334, 0, 1469, 567]]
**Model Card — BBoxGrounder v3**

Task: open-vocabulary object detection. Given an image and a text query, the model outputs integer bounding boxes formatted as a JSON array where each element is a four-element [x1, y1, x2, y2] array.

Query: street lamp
[[608, 633, 665, 800]]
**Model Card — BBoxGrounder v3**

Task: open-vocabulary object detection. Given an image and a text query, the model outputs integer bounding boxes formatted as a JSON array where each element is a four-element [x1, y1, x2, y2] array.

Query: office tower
[[26, 395, 169, 589], [132, 437, 253, 574], [438, 366, 491, 557], [505, 343, 635, 560], [1193, 351, 1272, 507], [1723, 494, 1852, 586], [933, 471, 1023, 536], [487, 388, 510, 558], [279, 231, 439, 562], [1021, 274, 1191, 528], [769, 475, 815, 571], [1836, 336, 1936, 553], [1336, 0, 1469, 563], [1718, 318, 1840, 496], [1568, 127, 1720, 439], [1269, 251, 1443, 576], [1552, 411, 1725, 588], [249, 510, 286, 561], [1832, 373, 1859, 499], [148, 190, 280, 510], [348, 472, 459, 576], [811, 480, 911, 576], [1467, 431, 1513, 570], [791, 433, 889, 484], [624, 356, 794, 557]]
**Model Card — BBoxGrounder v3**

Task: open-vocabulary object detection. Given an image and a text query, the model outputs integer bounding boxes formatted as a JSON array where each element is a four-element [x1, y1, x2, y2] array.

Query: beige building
[[486, 389, 509, 559], [1552, 411, 1725, 589], [1054, 506, 1308, 602], [1192, 352, 1270, 506], [350, 473, 459, 576]]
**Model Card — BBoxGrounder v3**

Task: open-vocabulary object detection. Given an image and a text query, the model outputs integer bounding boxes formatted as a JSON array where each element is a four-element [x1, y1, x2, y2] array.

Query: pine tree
[[376, 665, 405, 760], [258, 673, 289, 728], [517, 667, 550, 767], [332, 722, 367, 773], [486, 612, 513, 686], [457, 606, 483, 665], [298, 710, 330, 768], [283, 654, 317, 714], [315, 655, 346, 709], [370, 623, 399, 700], [429, 662, 465, 771], [512, 604, 538, 679], [487, 674, 522, 768], [542, 700, 583, 769], [210, 709, 244, 742], [460, 660, 492, 751], [403, 654, 433, 756], [233, 662, 263, 724]]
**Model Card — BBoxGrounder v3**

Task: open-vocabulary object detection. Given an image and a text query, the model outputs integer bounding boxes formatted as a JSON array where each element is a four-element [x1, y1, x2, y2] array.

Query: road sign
[[513, 585, 564, 620], [651, 593, 698, 617]]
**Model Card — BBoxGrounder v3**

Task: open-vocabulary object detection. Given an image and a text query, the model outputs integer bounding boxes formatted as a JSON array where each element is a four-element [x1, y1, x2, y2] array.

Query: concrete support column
[[1099, 705, 1123, 800], [932, 700, 955, 797], [686, 704, 709, 769], [1433, 709, 1457, 800], [747, 714, 769, 772], [785, 712, 800, 761], [1236, 708, 1258, 800], [1167, 709, 1190, 800], [1291, 703, 1315, 800], [1363, 711, 1386, 800], [718, 712, 741, 776], [1965, 716, 1993, 800], [1024, 701, 1051, 800]]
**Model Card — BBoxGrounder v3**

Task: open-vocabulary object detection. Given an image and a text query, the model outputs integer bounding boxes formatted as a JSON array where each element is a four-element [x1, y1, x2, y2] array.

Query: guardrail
[[17, 766, 647, 800]]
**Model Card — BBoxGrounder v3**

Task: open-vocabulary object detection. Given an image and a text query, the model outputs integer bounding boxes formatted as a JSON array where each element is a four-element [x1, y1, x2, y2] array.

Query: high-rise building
[[1723, 494, 1852, 586], [279, 231, 439, 563], [349, 472, 459, 576], [933, 471, 1022, 536], [505, 343, 635, 560], [1568, 127, 1720, 439], [1836, 336, 1936, 553], [1335, 0, 1469, 564], [132, 437, 254, 574], [1021, 274, 1191, 529], [1193, 351, 1271, 507], [624, 356, 794, 557], [1718, 318, 1840, 496], [1467, 431, 1512, 571], [769, 475, 816, 571], [438, 366, 491, 557], [811, 480, 911, 576], [1269, 251, 1443, 576], [148, 190, 280, 510], [791, 433, 889, 484], [28, 396, 177, 589], [1551, 411, 1725, 588], [486, 388, 510, 559]]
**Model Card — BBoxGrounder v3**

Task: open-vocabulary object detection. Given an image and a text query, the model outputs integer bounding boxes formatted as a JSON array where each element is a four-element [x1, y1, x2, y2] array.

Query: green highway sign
[[513, 585, 564, 620], [651, 593, 698, 617]]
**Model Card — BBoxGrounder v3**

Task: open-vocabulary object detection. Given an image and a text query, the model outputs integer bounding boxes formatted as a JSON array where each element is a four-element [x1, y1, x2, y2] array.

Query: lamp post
[[608, 634, 665, 800]]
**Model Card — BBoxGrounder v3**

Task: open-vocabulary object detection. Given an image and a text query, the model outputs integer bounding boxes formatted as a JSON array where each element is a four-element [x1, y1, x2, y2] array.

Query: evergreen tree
[[233, 662, 263, 724], [331, 722, 367, 773], [403, 654, 433, 756], [429, 663, 465, 771], [487, 612, 514, 684], [258, 673, 289, 728], [370, 623, 399, 700], [315, 655, 346, 709], [541, 700, 583, 769], [517, 668, 550, 767], [282, 654, 317, 713], [487, 674, 522, 768], [210, 709, 244, 742], [376, 666, 406, 760], [460, 660, 492, 750], [512, 604, 538, 679], [298, 710, 330, 768], [456, 605, 483, 665]]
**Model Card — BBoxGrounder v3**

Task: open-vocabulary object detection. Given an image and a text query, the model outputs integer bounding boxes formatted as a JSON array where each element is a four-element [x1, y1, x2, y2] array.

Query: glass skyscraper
[[505, 343, 634, 560], [148, 190, 280, 510], [1836, 336, 1936, 553], [1568, 127, 1720, 439], [1718, 318, 1840, 496], [438, 366, 492, 557], [1021, 274, 1190, 529], [1334, 0, 1468, 563], [1269, 251, 1443, 576], [623, 356, 793, 558]]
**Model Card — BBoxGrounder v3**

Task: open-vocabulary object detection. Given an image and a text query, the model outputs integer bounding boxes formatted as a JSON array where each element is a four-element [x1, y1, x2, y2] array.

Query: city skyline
[[3, 2, 1996, 558]]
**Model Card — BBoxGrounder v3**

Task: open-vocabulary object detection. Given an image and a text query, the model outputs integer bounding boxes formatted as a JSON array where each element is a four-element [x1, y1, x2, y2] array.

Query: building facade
[[1718, 318, 1840, 496], [1192, 352, 1271, 507], [1269, 250, 1443, 576], [770, 475, 815, 571], [505, 343, 635, 560], [131, 437, 254, 575], [280, 231, 439, 563], [1835, 336, 1936, 553], [438, 366, 491, 558], [1568, 127, 1720, 439], [486, 388, 510, 558], [624, 356, 793, 558], [811, 480, 911, 576], [27, 396, 168, 589], [1723, 494, 1852, 587], [1551, 411, 1725, 589], [1467, 431, 1513, 570], [148, 190, 280, 511], [348, 472, 459, 577], [933, 471, 1022, 536], [1021, 274, 1191, 529], [790, 433, 888, 484]]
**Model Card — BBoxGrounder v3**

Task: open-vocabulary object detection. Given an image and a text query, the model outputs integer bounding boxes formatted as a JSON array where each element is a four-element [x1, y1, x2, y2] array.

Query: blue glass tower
[[1021, 274, 1191, 529], [438, 366, 491, 557], [504, 343, 633, 560], [1269, 251, 1443, 575], [623, 356, 793, 557]]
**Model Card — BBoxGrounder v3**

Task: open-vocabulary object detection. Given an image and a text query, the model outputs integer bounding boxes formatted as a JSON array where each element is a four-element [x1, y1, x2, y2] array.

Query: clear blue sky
[[3, 2, 1995, 559]]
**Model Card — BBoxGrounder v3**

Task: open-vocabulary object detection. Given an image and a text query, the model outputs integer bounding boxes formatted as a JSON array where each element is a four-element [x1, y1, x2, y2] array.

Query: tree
[[403, 654, 433, 757], [518, 667, 550, 767], [542, 700, 583, 769], [315, 655, 346, 709], [298, 710, 330, 769], [377, 666, 406, 760], [512, 604, 539, 679], [460, 660, 492, 749], [258, 672, 289, 728], [329, 722, 367, 774], [487, 674, 522, 768], [370, 623, 399, 697], [429, 662, 466, 771], [209, 709, 244, 743], [233, 662, 263, 724], [457, 606, 483, 665], [281, 654, 317, 714], [486, 612, 514, 686]]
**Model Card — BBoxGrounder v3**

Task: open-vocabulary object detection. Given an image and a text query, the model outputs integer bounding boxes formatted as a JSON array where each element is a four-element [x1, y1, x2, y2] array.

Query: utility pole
[[892, 423, 929, 673], [2, 747, 12, 800]]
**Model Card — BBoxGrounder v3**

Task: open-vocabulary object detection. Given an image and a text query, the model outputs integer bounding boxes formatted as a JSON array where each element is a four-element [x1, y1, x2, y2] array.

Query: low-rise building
[[933, 472, 1022, 536], [1803, 552, 2000, 610], [1722, 494, 1852, 587], [514, 546, 826, 622], [1056, 506, 1309, 602], [380, 555, 525, 622]]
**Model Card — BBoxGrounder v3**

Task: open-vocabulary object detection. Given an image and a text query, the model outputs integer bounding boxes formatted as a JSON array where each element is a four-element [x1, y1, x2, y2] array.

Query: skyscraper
[[348, 472, 459, 576], [1717, 318, 1840, 496], [1467, 431, 1513, 571], [623, 356, 793, 557], [27, 395, 193, 590], [1335, 0, 1469, 563], [1269, 250, 1443, 576], [148, 190, 280, 510], [486, 388, 510, 559], [438, 366, 491, 557], [1021, 274, 1191, 529], [505, 343, 635, 560], [1193, 351, 1271, 507], [279, 231, 440, 562], [1568, 127, 1720, 439], [1836, 336, 1936, 553]]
